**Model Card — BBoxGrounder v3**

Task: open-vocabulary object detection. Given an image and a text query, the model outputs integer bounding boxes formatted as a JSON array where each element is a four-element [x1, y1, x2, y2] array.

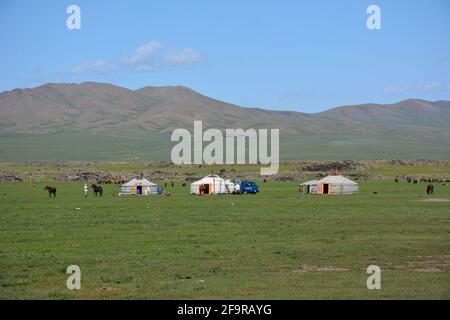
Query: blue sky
[[0, 0, 449, 112]]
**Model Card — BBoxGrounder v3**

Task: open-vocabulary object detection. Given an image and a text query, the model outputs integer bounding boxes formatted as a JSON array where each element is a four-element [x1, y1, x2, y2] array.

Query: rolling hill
[[0, 82, 449, 161]]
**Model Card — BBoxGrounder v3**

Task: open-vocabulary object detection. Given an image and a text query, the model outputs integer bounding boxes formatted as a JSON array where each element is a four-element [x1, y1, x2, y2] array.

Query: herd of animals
[[43, 184, 102, 198], [394, 176, 449, 184], [41, 176, 448, 198], [394, 176, 449, 195]]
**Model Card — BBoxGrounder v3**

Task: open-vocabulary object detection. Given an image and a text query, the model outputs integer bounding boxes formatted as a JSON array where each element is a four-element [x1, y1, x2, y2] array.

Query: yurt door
[[200, 184, 210, 195], [317, 183, 323, 194]]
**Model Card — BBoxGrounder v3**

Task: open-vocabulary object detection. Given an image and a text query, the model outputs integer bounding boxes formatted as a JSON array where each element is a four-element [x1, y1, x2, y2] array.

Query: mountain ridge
[[1, 82, 449, 135], [0, 82, 449, 161]]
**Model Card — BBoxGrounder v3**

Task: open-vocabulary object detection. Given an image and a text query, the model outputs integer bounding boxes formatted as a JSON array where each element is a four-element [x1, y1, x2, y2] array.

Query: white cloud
[[72, 59, 117, 74], [122, 41, 203, 72], [123, 41, 163, 66], [164, 48, 202, 67], [69, 41, 203, 75]]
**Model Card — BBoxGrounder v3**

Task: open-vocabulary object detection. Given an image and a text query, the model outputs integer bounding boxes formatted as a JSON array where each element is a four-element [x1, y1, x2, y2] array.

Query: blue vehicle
[[234, 180, 259, 194]]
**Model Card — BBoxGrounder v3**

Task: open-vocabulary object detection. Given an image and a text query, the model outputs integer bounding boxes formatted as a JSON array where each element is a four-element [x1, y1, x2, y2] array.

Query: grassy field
[[1, 177, 449, 299], [1, 131, 450, 162]]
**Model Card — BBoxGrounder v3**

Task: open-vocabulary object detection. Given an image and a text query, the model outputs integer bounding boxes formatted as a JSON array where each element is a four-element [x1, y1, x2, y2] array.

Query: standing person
[[84, 183, 89, 197]]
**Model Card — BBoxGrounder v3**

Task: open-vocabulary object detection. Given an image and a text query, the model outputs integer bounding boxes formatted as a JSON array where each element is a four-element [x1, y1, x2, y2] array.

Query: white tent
[[190, 175, 228, 195], [301, 175, 358, 195], [121, 178, 158, 195], [299, 180, 319, 194]]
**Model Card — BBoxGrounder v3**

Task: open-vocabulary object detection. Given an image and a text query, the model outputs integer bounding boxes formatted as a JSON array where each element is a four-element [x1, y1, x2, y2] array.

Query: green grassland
[[1, 175, 449, 299], [1, 131, 450, 162]]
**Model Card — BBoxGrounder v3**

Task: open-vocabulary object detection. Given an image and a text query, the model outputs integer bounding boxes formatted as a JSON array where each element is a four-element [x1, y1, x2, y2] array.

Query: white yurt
[[190, 175, 228, 195], [299, 180, 319, 194], [120, 178, 158, 195], [300, 175, 358, 195]]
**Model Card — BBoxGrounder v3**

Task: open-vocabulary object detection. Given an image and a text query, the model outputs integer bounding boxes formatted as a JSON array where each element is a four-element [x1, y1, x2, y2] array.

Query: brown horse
[[199, 184, 209, 195], [44, 186, 57, 198], [91, 184, 103, 197]]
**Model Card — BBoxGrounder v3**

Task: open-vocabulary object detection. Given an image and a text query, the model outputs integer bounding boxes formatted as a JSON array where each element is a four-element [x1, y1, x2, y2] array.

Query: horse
[[199, 184, 208, 195], [91, 184, 103, 197], [44, 186, 57, 198]]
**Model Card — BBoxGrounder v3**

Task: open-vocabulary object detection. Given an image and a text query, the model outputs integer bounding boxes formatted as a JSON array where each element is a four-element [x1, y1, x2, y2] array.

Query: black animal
[[44, 186, 57, 198], [182, 182, 186, 187], [91, 184, 103, 197], [394, 178, 399, 183], [426, 184, 434, 195], [171, 181, 174, 188]]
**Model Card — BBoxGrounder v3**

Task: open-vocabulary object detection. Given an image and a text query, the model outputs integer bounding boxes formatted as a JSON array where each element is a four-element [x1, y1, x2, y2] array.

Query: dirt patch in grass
[[413, 267, 442, 273], [417, 198, 450, 202], [98, 286, 117, 292], [397, 255, 450, 273], [293, 265, 349, 273]]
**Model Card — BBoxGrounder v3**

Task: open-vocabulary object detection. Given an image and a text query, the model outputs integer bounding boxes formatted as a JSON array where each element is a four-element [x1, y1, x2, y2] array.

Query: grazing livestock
[[44, 186, 57, 198], [91, 184, 103, 197], [426, 184, 434, 195]]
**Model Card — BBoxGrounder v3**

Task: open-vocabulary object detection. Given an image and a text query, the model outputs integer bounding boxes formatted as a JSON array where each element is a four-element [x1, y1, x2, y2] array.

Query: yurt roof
[[301, 180, 319, 185], [191, 174, 225, 185], [318, 175, 357, 185], [121, 178, 157, 187]]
